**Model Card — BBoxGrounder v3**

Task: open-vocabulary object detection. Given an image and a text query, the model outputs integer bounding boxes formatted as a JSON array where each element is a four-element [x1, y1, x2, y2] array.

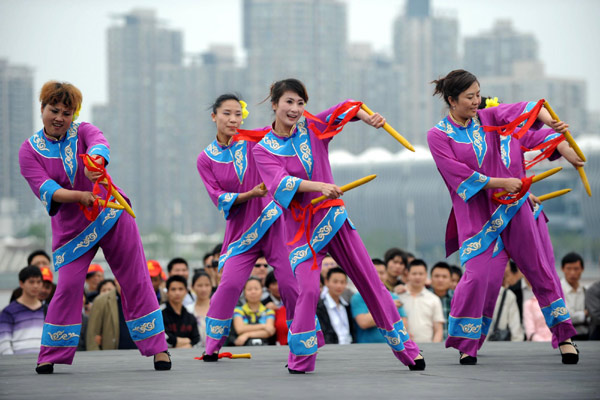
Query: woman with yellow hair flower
[[196, 94, 299, 361]]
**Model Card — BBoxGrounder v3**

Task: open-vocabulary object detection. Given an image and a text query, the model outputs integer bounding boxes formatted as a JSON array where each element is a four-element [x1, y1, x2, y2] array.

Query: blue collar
[[204, 139, 248, 184], [435, 115, 487, 168], [29, 123, 80, 186], [258, 120, 314, 179]]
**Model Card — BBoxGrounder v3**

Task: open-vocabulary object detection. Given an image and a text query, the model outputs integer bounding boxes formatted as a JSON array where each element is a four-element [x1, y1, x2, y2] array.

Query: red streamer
[[483, 99, 545, 139], [303, 101, 363, 140], [492, 176, 533, 205], [522, 135, 566, 170], [79, 155, 113, 221], [288, 198, 345, 270], [231, 127, 270, 143]]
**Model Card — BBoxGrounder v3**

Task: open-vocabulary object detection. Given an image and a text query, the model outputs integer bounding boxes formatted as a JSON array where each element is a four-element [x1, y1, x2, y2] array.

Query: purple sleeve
[[196, 152, 239, 220], [18, 141, 62, 216], [427, 128, 490, 203], [253, 145, 302, 209], [78, 122, 112, 165], [480, 102, 544, 131]]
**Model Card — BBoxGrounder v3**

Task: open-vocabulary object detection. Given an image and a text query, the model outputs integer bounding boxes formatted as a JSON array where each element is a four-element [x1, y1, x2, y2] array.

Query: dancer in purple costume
[[196, 94, 299, 360], [19, 81, 170, 374], [252, 79, 424, 374], [427, 70, 583, 365]]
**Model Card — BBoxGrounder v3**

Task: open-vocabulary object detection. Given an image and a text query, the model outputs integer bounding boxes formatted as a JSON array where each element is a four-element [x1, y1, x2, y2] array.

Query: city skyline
[[0, 0, 599, 124]]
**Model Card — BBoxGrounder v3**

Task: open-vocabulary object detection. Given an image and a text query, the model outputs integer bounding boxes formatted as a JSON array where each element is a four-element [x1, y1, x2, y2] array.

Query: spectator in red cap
[[85, 264, 105, 303], [38, 267, 56, 308], [148, 260, 167, 304]]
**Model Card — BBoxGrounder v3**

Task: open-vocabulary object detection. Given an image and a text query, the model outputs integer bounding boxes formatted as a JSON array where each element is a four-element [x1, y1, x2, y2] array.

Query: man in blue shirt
[[351, 259, 408, 343]]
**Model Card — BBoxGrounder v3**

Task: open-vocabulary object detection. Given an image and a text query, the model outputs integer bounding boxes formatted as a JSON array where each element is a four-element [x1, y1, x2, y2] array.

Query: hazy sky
[[1, 0, 598, 122]]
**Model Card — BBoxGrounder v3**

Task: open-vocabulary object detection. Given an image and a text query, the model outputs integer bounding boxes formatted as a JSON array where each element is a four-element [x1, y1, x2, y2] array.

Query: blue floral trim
[[500, 135, 512, 168], [517, 102, 537, 128], [29, 123, 80, 187], [288, 329, 318, 356], [378, 320, 410, 352], [481, 315, 493, 337], [257, 131, 296, 157], [52, 208, 123, 271], [274, 176, 303, 209], [126, 309, 164, 342], [204, 140, 248, 184], [436, 116, 487, 167], [258, 121, 314, 179], [39, 179, 62, 215], [459, 196, 528, 266], [492, 237, 504, 258], [289, 206, 349, 273], [218, 201, 282, 271], [456, 171, 490, 202], [205, 317, 232, 341], [88, 144, 111, 165], [41, 322, 81, 347], [532, 203, 544, 220], [448, 316, 482, 340], [540, 298, 571, 328], [217, 192, 239, 220]]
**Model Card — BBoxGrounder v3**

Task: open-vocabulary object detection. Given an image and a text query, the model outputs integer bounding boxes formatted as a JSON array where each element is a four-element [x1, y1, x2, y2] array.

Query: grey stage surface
[[1, 342, 599, 400]]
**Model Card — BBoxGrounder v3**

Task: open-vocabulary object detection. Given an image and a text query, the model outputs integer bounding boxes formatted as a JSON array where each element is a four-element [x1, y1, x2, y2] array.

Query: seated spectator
[[203, 252, 213, 269], [505, 260, 525, 322], [262, 271, 288, 345], [27, 249, 52, 269], [251, 256, 271, 301], [429, 262, 453, 339], [233, 278, 275, 346], [86, 280, 137, 351], [186, 272, 212, 347], [167, 257, 195, 307], [10, 250, 55, 305], [351, 259, 407, 343], [162, 275, 200, 348], [383, 248, 407, 292], [147, 260, 167, 304], [0, 266, 44, 354], [320, 255, 338, 280], [85, 264, 105, 303], [561, 252, 588, 340], [585, 279, 600, 340], [317, 268, 354, 344], [524, 296, 552, 341], [320, 258, 355, 303], [486, 264, 524, 341], [206, 244, 222, 291], [449, 265, 462, 291], [399, 259, 444, 343]]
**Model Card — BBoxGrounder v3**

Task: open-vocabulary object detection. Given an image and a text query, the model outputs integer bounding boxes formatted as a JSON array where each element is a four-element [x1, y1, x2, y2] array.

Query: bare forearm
[[52, 188, 85, 204]]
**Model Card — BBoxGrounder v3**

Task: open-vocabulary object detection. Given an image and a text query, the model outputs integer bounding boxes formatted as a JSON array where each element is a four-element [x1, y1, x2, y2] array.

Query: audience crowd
[[1, 245, 599, 355]]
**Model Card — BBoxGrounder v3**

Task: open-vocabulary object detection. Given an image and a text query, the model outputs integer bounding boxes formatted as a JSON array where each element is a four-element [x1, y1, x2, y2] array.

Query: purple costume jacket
[[428, 103, 575, 355]]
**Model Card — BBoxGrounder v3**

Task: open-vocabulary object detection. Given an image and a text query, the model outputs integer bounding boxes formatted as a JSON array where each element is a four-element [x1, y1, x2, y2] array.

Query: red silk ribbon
[[492, 176, 533, 205], [288, 198, 345, 270], [303, 101, 363, 139], [483, 99, 545, 139], [231, 127, 270, 143], [79, 154, 113, 221], [522, 135, 566, 170]]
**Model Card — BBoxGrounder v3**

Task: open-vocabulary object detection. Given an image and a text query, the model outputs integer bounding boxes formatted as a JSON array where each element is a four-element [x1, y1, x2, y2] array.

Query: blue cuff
[[448, 316, 482, 340], [456, 172, 490, 202], [41, 323, 81, 347], [126, 309, 164, 342], [540, 298, 571, 328], [288, 329, 318, 356], [274, 176, 302, 209], [39, 180, 62, 216], [218, 192, 239, 220], [88, 144, 111, 165]]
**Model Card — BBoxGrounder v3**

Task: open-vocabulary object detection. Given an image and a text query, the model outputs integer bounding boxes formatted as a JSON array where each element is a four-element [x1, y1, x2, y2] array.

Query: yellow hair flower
[[485, 97, 500, 108], [73, 104, 81, 121], [239, 100, 249, 124]]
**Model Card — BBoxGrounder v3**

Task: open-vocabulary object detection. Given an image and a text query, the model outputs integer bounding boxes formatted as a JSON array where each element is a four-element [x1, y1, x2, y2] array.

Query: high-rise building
[[393, 0, 460, 145], [98, 9, 183, 231], [464, 20, 538, 78], [243, 0, 347, 126], [0, 59, 34, 236]]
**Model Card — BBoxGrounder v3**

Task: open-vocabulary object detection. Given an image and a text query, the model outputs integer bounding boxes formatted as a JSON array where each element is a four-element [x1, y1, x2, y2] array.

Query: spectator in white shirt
[[560, 252, 588, 340], [316, 268, 354, 344], [399, 259, 445, 343]]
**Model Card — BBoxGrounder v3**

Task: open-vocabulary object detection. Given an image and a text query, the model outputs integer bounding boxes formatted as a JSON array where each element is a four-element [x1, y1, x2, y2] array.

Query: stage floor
[[1, 342, 599, 399]]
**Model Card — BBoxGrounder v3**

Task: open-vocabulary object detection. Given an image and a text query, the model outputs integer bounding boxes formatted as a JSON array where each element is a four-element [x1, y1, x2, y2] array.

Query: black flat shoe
[[154, 351, 172, 371], [408, 355, 426, 371], [558, 340, 579, 365], [202, 352, 219, 362], [288, 368, 306, 374], [35, 363, 54, 374], [459, 352, 477, 365]]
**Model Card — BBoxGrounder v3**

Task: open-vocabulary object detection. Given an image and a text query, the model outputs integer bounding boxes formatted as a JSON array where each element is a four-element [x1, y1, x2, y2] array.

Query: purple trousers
[[205, 221, 299, 355], [38, 213, 167, 365], [447, 203, 576, 357], [288, 222, 420, 372]]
